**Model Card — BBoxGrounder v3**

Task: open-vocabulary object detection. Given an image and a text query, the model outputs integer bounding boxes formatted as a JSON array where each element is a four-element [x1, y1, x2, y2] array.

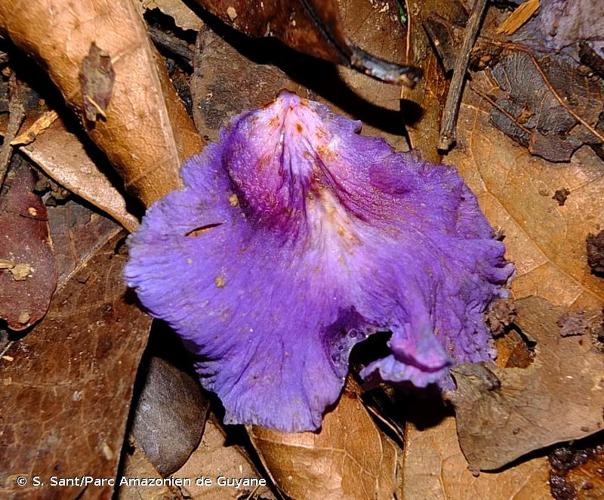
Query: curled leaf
[[0, 0, 203, 205]]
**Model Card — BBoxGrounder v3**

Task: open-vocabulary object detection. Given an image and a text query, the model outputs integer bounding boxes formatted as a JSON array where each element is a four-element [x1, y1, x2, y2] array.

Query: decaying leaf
[[335, 0, 408, 144], [190, 0, 420, 86], [79, 42, 115, 123], [10, 110, 58, 147], [191, 24, 309, 142], [549, 439, 604, 500], [47, 200, 123, 286], [587, 230, 604, 277], [192, 11, 407, 149], [0, 158, 57, 330], [494, 329, 534, 368], [173, 417, 275, 499], [448, 82, 604, 310], [0, 232, 151, 498], [450, 296, 604, 471], [402, 417, 551, 500], [140, 0, 204, 31], [248, 381, 401, 500], [488, 51, 604, 162], [18, 116, 139, 232], [130, 354, 209, 476], [118, 446, 180, 500], [0, 0, 202, 206]]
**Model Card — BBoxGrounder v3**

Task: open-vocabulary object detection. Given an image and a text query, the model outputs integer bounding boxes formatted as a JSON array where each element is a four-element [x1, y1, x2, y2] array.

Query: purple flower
[[125, 91, 513, 432]]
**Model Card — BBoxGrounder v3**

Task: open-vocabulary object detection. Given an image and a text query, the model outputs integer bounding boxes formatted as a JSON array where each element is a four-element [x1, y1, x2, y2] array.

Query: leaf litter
[[0, 0, 603, 498]]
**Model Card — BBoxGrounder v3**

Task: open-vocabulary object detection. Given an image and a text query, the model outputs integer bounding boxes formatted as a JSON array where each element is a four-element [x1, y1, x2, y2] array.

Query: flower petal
[[125, 91, 513, 431]]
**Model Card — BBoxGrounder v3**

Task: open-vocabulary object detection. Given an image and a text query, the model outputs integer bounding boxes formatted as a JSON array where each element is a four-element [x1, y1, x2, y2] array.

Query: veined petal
[[125, 91, 513, 431]]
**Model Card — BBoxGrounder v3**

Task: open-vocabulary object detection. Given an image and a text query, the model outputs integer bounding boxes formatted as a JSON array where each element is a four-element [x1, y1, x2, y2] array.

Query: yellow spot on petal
[[229, 194, 239, 207], [215, 275, 226, 288]]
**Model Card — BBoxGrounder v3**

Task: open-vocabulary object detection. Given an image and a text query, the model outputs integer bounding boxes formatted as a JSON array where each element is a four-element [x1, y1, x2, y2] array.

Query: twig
[[438, 0, 489, 151], [404, 0, 412, 64], [0, 74, 26, 188]]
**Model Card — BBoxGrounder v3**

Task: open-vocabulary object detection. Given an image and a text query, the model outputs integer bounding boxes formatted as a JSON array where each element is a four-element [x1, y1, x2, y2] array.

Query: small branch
[[438, 0, 489, 151], [0, 74, 26, 187]]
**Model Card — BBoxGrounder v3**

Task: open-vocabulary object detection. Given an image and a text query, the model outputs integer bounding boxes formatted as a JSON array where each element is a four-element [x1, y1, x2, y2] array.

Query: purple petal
[[125, 91, 513, 431]]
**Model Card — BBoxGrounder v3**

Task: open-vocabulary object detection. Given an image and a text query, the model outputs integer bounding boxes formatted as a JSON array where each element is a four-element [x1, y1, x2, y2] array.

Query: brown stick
[[438, 0, 489, 151]]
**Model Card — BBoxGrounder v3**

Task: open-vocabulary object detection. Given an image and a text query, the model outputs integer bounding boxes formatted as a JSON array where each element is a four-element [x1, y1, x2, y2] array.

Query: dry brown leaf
[[173, 417, 274, 499], [47, 200, 123, 287], [10, 110, 58, 146], [496, 0, 540, 36], [118, 446, 181, 500], [451, 296, 604, 471], [140, 0, 204, 31], [190, 0, 420, 86], [130, 355, 209, 476], [0, 159, 57, 331], [0, 232, 151, 498], [18, 116, 139, 232], [192, 8, 407, 148], [448, 84, 604, 310], [249, 381, 401, 500], [402, 417, 551, 500], [0, 0, 202, 206], [335, 0, 408, 149]]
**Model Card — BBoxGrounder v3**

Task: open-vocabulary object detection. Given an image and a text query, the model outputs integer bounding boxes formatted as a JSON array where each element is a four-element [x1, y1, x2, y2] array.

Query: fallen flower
[[125, 91, 513, 431]]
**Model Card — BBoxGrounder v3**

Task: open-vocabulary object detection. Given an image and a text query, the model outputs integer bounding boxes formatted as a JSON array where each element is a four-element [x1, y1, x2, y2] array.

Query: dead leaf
[[0, 232, 151, 498], [130, 354, 209, 476], [47, 200, 123, 286], [495, 329, 534, 368], [10, 110, 58, 146], [79, 42, 115, 122], [549, 439, 604, 500], [448, 81, 604, 310], [173, 417, 274, 499], [140, 0, 203, 31], [402, 417, 551, 500], [190, 0, 420, 86], [487, 51, 604, 162], [118, 446, 181, 499], [335, 0, 408, 145], [0, 158, 57, 330], [587, 230, 604, 277], [450, 296, 604, 471], [0, 0, 203, 206], [248, 380, 401, 500], [192, 12, 407, 148], [191, 24, 309, 143], [18, 116, 139, 232]]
